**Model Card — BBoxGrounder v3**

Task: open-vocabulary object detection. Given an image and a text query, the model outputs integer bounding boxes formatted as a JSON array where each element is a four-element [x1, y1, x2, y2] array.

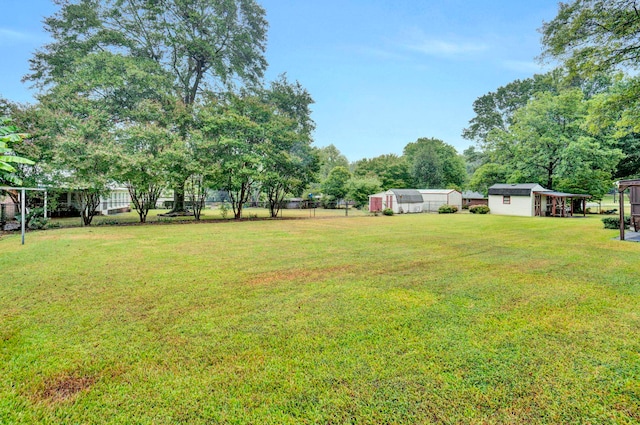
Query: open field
[[1, 214, 639, 424]]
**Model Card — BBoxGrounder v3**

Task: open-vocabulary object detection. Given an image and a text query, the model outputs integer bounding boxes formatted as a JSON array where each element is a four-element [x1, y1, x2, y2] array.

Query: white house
[[368, 188, 463, 214], [55, 187, 131, 216], [488, 183, 590, 217]]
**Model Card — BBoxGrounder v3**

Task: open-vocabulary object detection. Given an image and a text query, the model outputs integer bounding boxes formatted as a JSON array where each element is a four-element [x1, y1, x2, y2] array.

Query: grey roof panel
[[462, 191, 486, 199], [488, 183, 549, 196], [390, 189, 423, 203]]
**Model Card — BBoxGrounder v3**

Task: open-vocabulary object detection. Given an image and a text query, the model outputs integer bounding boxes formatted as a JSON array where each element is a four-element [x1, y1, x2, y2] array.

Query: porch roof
[[534, 191, 591, 199]]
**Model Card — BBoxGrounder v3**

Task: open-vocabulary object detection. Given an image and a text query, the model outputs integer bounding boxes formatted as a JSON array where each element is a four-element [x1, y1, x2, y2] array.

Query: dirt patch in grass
[[36, 374, 97, 403], [248, 264, 356, 286]]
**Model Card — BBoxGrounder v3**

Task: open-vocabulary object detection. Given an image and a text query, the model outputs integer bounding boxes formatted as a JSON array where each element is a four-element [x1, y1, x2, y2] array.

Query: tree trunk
[[167, 182, 187, 214]]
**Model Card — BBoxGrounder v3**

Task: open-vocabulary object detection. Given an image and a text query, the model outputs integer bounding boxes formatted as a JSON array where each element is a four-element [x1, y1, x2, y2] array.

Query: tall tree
[[317, 144, 349, 180], [347, 176, 382, 208], [27, 0, 269, 213], [403, 138, 466, 189], [487, 89, 622, 198], [353, 154, 412, 190], [462, 73, 558, 144], [467, 163, 509, 196], [321, 166, 351, 206], [541, 0, 640, 76], [261, 75, 319, 217], [198, 94, 268, 219], [43, 98, 116, 226]]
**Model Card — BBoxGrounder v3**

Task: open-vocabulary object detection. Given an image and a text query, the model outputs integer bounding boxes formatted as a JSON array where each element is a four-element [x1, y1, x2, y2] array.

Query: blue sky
[[1, 0, 559, 161]]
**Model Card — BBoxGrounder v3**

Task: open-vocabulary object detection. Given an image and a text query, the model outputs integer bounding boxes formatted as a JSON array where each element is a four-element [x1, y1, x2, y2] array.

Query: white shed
[[489, 183, 591, 217], [369, 189, 424, 214], [418, 189, 462, 212], [368, 188, 463, 213], [488, 183, 548, 216]]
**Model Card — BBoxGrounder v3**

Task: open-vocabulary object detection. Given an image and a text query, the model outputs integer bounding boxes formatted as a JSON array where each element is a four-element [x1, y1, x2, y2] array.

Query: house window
[[503, 195, 511, 204]]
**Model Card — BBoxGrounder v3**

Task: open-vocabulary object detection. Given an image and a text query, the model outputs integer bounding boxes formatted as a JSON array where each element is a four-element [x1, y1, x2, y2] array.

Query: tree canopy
[[541, 0, 640, 76], [0, 118, 34, 185], [403, 138, 466, 189]]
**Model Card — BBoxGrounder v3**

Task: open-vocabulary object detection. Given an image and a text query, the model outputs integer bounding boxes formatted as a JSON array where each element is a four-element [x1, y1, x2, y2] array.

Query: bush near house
[[382, 208, 394, 216], [438, 204, 458, 214], [602, 216, 631, 229], [470, 205, 490, 214]]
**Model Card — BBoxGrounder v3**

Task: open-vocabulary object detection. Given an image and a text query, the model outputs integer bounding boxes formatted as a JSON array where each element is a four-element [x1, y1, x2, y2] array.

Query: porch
[[534, 191, 591, 217]]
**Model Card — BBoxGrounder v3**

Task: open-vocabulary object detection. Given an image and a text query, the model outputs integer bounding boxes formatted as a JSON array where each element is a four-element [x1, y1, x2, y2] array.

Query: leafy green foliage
[[468, 163, 509, 196], [404, 138, 466, 189], [260, 75, 320, 218], [462, 73, 558, 144], [382, 207, 394, 216], [353, 154, 412, 190], [469, 205, 490, 214], [438, 204, 458, 214], [601, 215, 631, 229], [347, 176, 382, 209], [486, 89, 621, 199], [0, 118, 34, 185], [541, 0, 640, 76], [317, 144, 349, 181], [321, 166, 351, 204]]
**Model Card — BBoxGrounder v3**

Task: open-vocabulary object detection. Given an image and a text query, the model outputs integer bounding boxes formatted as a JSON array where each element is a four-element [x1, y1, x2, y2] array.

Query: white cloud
[[0, 28, 37, 44], [399, 28, 490, 59], [406, 39, 489, 56], [502, 59, 548, 73], [353, 46, 410, 61]]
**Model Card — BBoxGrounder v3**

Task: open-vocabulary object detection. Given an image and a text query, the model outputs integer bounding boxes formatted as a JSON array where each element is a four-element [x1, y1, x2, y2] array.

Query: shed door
[[370, 197, 382, 212], [631, 186, 640, 216], [386, 194, 393, 210]]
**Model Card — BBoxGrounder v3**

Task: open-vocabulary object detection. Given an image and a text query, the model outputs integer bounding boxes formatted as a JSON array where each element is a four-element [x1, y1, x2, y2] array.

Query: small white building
[[56, 187, 131, 216], [419, 189, 462, 212], [488, 183, 591, 217], [368, 188, 463, 214]]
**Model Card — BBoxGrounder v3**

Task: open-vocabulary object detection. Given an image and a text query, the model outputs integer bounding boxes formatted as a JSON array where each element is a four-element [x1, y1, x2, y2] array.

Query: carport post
[[21, 188, 25, 245], [619, 187, 625, 241]]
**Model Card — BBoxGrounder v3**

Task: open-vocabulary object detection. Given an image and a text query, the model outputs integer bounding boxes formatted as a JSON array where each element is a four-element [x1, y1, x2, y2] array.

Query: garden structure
[[368, 189, 462, 214], [488, 184, 591, 217], [617, 179, 640, 240]]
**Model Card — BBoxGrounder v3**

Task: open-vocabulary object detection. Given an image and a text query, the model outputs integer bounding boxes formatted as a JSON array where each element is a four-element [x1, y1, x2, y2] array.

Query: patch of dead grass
[[35, 374, 97, 404]]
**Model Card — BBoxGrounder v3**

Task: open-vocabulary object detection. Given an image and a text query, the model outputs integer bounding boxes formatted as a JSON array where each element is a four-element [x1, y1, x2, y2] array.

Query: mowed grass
[[1, 214, 639, 424], [50, 207, 367, 227]]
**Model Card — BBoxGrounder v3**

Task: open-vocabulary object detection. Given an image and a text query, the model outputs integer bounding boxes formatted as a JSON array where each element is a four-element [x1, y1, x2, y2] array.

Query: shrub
[[28, 216, 50, 230], [219, 202, 229, 219], [602, 216, 631, 229], [438, 204, 458, 214], [16, 207, 48, 228], [382, 208, 394, 216], [469, 205, 490, 214]]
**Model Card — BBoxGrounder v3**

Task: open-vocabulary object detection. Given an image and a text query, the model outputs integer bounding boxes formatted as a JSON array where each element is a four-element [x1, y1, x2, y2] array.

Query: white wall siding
[[488, 194, 534, 216]]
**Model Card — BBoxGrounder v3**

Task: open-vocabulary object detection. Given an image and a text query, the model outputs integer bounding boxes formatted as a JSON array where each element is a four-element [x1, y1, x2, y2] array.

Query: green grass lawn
[[1, 214, 639, 424], [49, 207, 368, 227]]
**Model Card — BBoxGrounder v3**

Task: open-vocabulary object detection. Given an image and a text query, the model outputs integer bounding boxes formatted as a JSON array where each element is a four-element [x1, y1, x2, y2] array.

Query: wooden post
[[619, 188, 625, 241], [21, 188, 26, 245]]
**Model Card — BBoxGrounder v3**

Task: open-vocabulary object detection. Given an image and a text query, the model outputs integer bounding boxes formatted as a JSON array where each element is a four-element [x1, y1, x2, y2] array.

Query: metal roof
[[462, 191, 486, 199], [418, 189, 457, 194], [488, 183, 548, 196], [389, 189, 423, 203], [535, 191, 591, 198]]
